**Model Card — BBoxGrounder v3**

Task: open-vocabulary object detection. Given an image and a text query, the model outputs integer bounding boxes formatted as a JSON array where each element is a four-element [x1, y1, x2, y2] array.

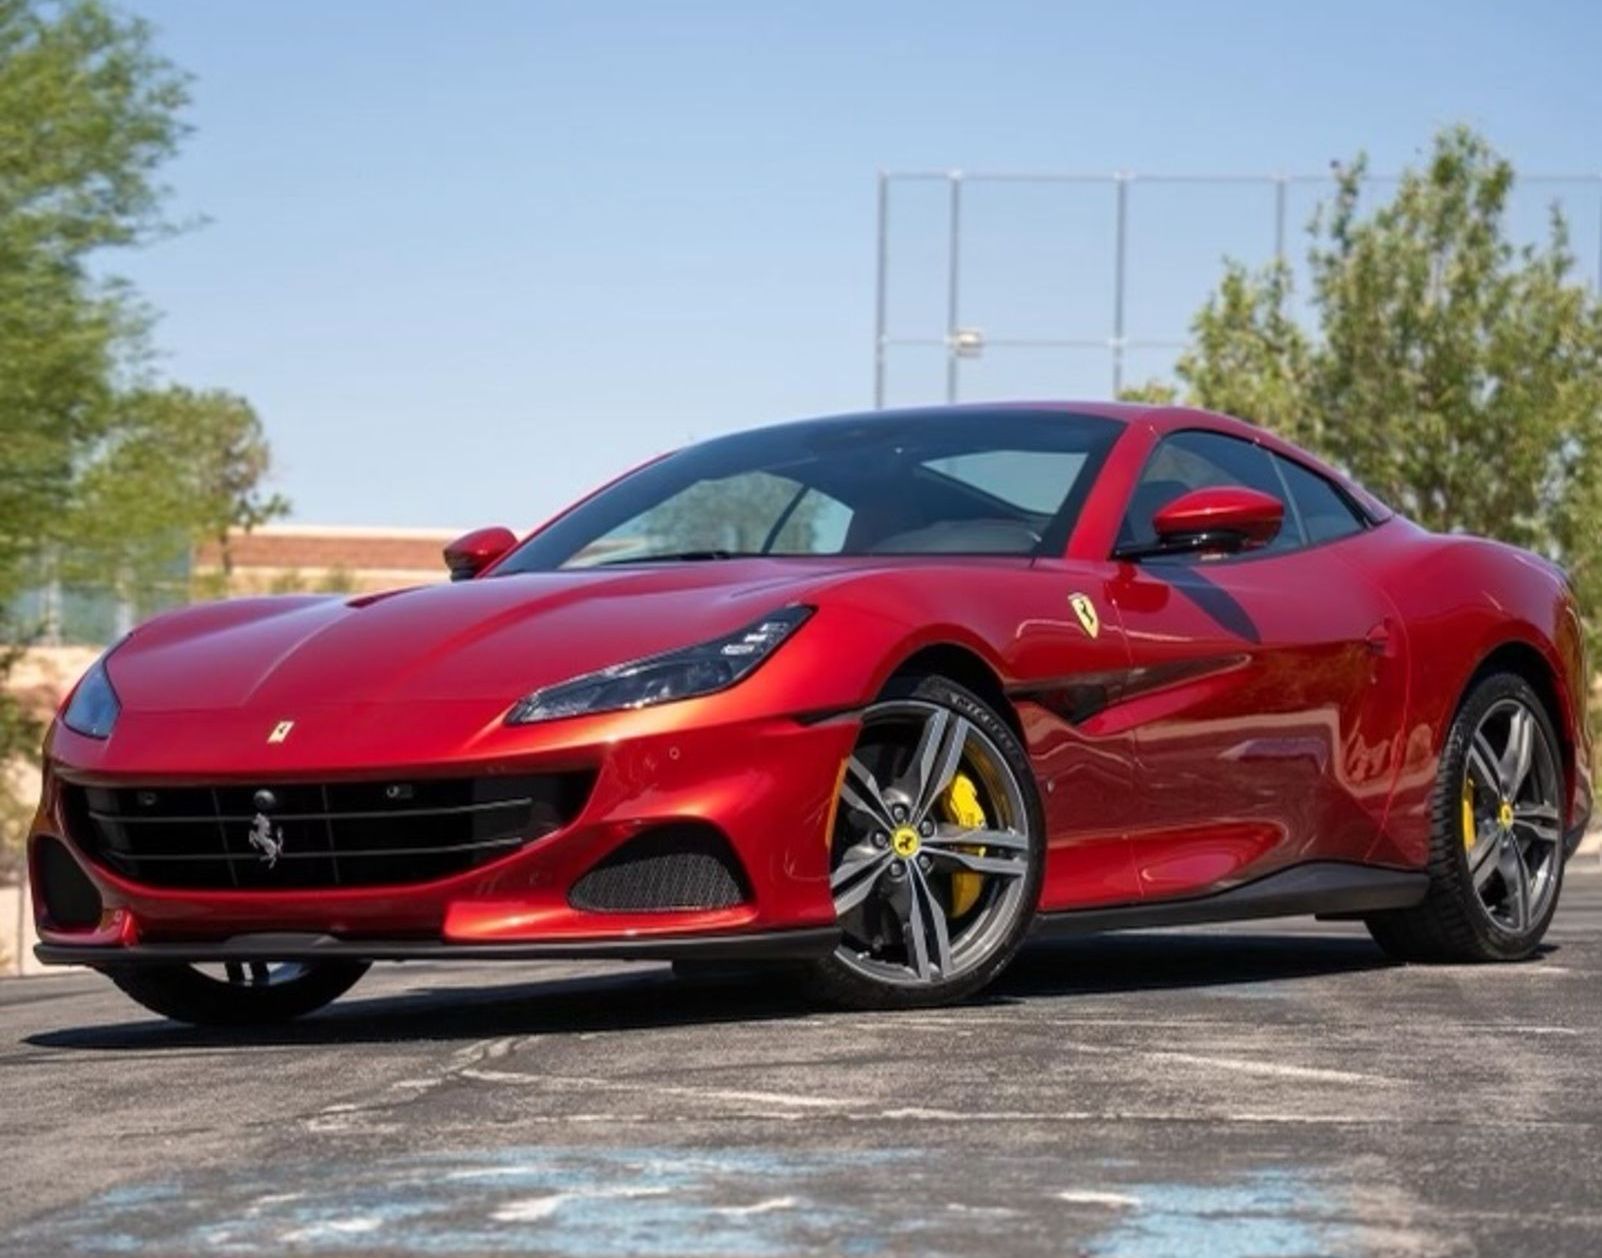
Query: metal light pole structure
[[874, 169, 1602, 408]]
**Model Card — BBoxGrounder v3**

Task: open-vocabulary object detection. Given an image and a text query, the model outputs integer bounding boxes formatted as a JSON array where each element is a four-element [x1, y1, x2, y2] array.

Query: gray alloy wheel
[[803, 675, 1044, 1009], [1461, 696, 1565, 935], [1367, 671, 1568, 963], [106, 959, 370, 1026]]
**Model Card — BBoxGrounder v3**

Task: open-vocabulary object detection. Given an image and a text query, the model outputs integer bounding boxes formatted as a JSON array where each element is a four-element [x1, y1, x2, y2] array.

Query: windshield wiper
[[593, 549, 758, 566]]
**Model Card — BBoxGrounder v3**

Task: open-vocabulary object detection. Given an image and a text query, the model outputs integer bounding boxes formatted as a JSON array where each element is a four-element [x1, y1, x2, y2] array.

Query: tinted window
[[498, 410, 1123, 572], [1275, 456, 1365, 544], [1119, 430, 1297, 555]]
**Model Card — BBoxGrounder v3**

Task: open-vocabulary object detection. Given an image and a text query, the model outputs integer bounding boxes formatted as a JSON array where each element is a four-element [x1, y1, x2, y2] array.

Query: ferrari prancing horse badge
[[1068, 592, 1100, 639]]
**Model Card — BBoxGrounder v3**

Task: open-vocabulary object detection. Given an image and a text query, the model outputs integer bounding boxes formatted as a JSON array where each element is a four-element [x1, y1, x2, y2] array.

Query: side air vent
[[570, 823, 749, 913]]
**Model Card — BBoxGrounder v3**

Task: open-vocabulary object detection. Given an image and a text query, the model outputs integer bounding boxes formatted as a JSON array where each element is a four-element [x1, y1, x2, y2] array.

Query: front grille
[[570, 823, 749, 912], [63, 772, 594, 890]]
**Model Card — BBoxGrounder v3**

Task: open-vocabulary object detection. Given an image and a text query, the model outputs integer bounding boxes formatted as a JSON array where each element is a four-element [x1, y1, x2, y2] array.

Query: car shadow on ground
[[23, 929, 1442, 1053]]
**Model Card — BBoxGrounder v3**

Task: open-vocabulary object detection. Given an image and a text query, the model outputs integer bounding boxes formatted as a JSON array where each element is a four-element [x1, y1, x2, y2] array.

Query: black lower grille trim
[[62, 772, 594, 890], [570, 823, 749, 913]]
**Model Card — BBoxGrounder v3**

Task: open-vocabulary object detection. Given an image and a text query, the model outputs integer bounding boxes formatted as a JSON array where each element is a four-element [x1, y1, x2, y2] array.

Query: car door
[[1107, 429, 1407, 901]]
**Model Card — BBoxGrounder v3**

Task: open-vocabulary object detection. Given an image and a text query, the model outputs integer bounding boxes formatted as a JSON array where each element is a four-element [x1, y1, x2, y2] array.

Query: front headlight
[[507, 605, 813, 724], [62, 657, 122, 739]]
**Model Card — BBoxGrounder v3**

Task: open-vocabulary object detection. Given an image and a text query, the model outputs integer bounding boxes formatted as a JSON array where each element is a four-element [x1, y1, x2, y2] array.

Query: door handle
[[1365, 620, 1395, 657]]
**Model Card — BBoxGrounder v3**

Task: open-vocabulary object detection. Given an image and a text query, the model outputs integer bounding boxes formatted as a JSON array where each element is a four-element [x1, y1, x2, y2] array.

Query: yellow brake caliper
[[940, 771, 987, 917], [1462, 776, 1476, 850]]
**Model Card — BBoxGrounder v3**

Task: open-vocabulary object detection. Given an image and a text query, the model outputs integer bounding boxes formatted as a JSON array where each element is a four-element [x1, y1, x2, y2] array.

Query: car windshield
[[495, 409, 1122, 572]]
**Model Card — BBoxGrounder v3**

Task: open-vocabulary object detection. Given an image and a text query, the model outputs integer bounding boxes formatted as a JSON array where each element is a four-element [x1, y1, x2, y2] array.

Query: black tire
[[801, 673, 1045, 1010], [104, 961, 370, 1026], [1365, 671, 1566, 963]]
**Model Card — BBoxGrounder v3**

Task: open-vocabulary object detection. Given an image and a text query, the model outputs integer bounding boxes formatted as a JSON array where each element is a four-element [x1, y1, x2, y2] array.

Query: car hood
[[106, 561, 875, 715]]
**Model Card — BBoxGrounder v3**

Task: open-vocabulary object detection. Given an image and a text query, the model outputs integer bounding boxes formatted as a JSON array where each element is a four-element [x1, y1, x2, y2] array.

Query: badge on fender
[[1068, 592, 1100, 639]]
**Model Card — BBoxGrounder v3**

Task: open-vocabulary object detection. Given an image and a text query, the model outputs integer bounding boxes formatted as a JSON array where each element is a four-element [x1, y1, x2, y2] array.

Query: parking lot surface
[[6, 866, 1602, 1257]]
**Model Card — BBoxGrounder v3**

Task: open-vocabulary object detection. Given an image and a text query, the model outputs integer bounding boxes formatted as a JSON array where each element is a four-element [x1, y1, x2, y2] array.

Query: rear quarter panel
[[1367, 520, 1592, 864]]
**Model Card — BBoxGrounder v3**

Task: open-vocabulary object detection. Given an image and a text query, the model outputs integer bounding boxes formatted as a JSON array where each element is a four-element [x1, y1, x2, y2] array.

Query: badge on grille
[[248, 789, 285, 867]]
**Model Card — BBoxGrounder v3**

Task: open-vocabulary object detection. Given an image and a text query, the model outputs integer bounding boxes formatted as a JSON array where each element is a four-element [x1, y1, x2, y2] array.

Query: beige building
[[193, 523, 460, 596]]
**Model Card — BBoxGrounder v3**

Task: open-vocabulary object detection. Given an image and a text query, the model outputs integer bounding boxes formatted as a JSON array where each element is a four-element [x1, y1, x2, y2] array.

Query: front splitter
[[35, 924, 841, 968]]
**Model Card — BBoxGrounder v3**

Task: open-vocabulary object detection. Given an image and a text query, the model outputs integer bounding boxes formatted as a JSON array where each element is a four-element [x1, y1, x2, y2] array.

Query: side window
[[1119, 430, 1298, 555], [1275, 456, 1366, 545]]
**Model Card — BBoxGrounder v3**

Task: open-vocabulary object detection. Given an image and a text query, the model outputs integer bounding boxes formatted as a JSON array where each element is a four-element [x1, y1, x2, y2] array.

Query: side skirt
[[1031, 861, 1428, 939]]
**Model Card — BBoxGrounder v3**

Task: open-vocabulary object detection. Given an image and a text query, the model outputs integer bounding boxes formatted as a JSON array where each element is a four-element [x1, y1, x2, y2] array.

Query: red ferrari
[[28, 403, 1593, 1023]]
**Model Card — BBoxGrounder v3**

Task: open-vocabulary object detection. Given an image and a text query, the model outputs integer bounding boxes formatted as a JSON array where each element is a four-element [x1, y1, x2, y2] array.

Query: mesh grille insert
[[570, 824, 749, 913]]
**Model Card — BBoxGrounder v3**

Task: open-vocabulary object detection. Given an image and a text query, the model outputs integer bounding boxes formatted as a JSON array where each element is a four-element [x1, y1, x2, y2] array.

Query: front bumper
[[29, 700, 859, 963]]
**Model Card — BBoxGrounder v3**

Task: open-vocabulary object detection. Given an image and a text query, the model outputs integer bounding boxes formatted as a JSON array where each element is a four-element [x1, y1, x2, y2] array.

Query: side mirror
[[444, 527, 517, 582], [1120, 487, 1284, 560]]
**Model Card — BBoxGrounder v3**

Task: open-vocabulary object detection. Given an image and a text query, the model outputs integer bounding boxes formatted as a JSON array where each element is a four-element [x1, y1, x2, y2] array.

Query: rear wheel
[[1365, 672, 1567, 963], [802, 674, 1044, 1009], [105, 960, 369, 1026]]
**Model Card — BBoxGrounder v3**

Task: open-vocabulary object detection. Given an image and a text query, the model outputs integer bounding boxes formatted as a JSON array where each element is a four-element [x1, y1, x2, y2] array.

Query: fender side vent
[[570, 824, 749, 913]]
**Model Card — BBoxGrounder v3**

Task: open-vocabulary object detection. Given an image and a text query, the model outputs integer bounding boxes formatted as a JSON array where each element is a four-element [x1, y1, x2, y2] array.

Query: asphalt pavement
[[6, 866, 1602, 1257]]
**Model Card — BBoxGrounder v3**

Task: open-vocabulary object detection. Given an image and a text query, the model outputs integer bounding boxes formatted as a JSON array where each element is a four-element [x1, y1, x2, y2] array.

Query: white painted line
[[1057, 1190, 1141, 1208], [492, 1195, 568, 1222], [711, 1197, 798, 1216], [1143, 1050, 1385, 1085], [493, 1186, 670, 1222], [279, 1217, 383, 1242], [461, 1067, 856, 1110]]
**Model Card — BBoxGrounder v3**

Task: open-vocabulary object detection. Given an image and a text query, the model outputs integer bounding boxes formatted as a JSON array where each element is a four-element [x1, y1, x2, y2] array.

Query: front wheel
[[802, 674, 1045, 1009], [1365, 671, 1567, 963], [105, 960, 370, 1026]]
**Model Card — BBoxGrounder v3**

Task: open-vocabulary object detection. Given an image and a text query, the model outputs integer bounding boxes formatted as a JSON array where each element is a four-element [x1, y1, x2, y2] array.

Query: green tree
[[66, 386, 289, 597], [1, 0, 192, 870], [0, 3, 288, 872], [1129, 126, 1602, 650], [0, 0, 188, 601]]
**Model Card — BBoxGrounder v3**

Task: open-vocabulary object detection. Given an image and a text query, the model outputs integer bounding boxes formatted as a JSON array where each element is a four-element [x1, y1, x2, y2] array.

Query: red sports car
[[28, 403, 1593, 1023]]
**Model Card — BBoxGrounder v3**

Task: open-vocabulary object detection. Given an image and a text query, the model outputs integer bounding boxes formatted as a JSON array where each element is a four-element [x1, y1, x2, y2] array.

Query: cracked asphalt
[[5, 866, 1601, 1257]]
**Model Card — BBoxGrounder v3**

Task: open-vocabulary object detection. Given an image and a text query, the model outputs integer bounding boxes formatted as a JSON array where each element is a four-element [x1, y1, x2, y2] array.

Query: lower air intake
[[35, 835, 103, 929], [570, 824, 749, 913]]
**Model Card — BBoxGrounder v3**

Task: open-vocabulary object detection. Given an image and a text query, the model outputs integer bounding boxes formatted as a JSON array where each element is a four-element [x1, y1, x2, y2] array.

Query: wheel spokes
[[1498, 837, 1532, 932], [841, 757, 896, 831], [1468, 828, 1502, 889], [899, 708, 970, 823], [831, 842, 892, 915], [1513, 803, 1562, 846], [925, 847, 1028, 878], [883, 862, 953, 982], [923, 826, 1030, 853], [910, 864, 953, 979], [1499, 707, 1535, 799], [1468, 735, 1501, 796]]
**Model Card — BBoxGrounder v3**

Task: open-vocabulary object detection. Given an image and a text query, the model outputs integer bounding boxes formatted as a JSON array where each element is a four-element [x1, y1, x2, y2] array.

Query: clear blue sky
[[114, 0, 1602, 530]]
